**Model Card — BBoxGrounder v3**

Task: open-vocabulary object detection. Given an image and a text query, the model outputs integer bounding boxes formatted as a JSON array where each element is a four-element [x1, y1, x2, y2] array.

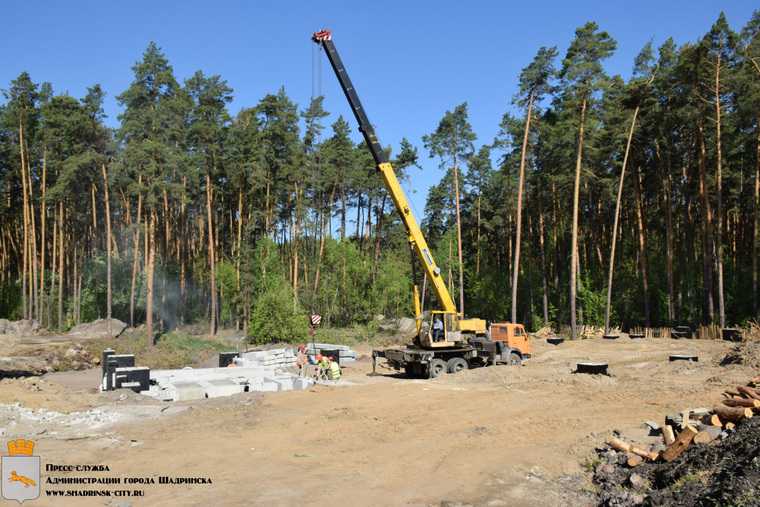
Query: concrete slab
[[202, 379, 244, 398], [170, 381, 206, 401]]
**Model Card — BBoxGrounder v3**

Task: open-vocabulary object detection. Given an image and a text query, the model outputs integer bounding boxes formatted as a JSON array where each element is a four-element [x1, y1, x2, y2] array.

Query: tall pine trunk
[[605, 105, 639, 333], [570, 98, 587, 339], [205, 173, 217, 336], [512, 93, 534, 323], [129, 175, 143, 328], [39, 152, 47, 326], [697, 122, 715, 323], [57, 203, 64, 329], [101, 164, 113, 335], [633, 165, 651, 326], [754, 124, 760, 315], [713, 53, 726, 328], [453, 163, 465, 316], [19, 121, 29, 319], [146, 211, 156, 345]]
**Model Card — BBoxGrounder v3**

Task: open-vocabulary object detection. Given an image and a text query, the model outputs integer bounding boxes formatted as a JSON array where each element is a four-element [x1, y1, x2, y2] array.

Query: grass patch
[[82, 329, 234, 370], [672, 470, 711, 492]]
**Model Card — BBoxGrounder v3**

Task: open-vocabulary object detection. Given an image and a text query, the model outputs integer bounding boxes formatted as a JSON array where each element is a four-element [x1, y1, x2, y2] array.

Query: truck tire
[[509, 352, 522, 366], [446, 357, 468, 374], [428, 358, 447, 379]]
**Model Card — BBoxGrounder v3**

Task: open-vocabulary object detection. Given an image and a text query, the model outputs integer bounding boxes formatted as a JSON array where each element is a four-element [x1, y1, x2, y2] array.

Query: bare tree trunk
[[697, 122, 715, 323], [19, 122, 29, 319], [146, 211, 156, 345], [512, 94, 534, 323], [236, 188, 243, 292], [39, 151, 47, 325], [605, 105, 639, 333], [205, 173, 217, 336], [130, 175, 143, 328], [49, 211, 57, 328], [293, 182, 301, 308], [476, 194, 481, 276], [663, 149, 676, 323], [754, 125, 760, 315], [57, 203, 64, 329], [26, 139, 38, 322], [633, 165, 651, 326], [570, 98, 587, 339], [714, 53, 726, 328], [453, 163, 465, 316], [163, 188, 171, 259], [101, 164, 113, 335], [538, 200, 549, 326]]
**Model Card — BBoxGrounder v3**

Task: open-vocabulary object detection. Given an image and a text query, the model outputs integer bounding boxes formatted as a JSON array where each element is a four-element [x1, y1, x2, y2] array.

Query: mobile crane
[[312, 30, 531, 378]]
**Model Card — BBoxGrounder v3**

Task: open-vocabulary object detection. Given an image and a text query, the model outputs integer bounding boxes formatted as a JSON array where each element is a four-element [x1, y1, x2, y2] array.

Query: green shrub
[[248, 277, 308, 344]]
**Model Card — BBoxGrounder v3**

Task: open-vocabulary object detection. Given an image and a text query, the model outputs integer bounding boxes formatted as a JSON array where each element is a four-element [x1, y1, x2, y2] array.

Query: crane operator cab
[[417, 311, 487, 348]]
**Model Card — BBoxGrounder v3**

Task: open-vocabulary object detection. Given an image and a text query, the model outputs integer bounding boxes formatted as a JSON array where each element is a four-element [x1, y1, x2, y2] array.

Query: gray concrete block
[[170, 382, 206, 401], [258, 380, 280, 392], [293, 377, 314, 390], [202, 379, 244, 398]]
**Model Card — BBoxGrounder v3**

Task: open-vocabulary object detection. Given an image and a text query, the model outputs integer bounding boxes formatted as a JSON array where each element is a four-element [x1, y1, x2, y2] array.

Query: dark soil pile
[[719, 340, 760, 369], [593, 418, 760, 506]]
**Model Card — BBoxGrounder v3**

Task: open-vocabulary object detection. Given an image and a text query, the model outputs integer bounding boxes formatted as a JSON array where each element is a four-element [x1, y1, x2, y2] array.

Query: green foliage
[[248, 275, 308, 344]]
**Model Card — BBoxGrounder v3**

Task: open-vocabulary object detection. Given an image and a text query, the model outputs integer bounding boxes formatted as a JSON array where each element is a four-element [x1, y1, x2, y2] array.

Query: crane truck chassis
[[372, 321, 531, 379]]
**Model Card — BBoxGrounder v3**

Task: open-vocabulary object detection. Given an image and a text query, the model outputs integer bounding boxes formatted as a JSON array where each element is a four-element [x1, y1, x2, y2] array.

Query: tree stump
[[574, 362, 609, 375], [669, 354, 698, 362]]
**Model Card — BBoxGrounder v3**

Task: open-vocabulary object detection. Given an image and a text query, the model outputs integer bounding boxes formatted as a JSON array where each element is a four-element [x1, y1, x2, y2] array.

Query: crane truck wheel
[[446, 357, 468, 374], [427, 359, 447, 379], [509, 352, 522, 366]]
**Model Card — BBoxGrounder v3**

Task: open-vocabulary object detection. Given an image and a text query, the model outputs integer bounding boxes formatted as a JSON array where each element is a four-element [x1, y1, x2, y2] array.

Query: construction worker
[[296, 345, 308, 376], [327, 357, 342, 380], [433, 317, 444, 342]]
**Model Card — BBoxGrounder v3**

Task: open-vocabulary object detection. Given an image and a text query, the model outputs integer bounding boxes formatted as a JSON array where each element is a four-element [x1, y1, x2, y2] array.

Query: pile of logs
[[607, 375, 760, 466]]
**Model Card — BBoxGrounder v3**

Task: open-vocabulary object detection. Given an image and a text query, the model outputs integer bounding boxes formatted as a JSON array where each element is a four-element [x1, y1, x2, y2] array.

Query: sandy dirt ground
[[1, 336, 756, 507]]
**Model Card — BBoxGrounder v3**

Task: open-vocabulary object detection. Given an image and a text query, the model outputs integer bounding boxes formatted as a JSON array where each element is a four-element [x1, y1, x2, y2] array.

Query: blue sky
[[1, 1, 757, 215]]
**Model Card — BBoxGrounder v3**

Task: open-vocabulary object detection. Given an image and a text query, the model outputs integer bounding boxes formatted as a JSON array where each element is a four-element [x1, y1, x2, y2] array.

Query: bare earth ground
[[1, 336, 756, 507]]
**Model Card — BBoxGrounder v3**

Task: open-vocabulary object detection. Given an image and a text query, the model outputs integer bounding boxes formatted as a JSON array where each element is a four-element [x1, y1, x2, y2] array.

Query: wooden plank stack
[[606, 374, 760, 466]]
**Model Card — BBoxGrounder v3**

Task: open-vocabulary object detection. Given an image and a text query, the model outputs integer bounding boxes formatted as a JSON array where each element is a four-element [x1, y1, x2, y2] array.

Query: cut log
[[662, 425, 698, 462], [693, 426, 722, 444], [701, 414, 722, 427], [626, 453, 643, 467], [714, 404, 753, 423], [737, 386, 760, 400], [725, 422, 736, 431], [722, 398, 760, 409], [662, 425, 676, 445], [631, 446, 659, 461], [680, 410, 690, 429], [607, 436, 632, 453], [723, 390, 742, 398]]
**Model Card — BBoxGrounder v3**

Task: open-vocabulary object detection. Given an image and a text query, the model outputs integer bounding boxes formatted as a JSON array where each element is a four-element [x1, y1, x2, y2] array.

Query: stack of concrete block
[[305, 342, 357, 365], [143, 364, 313, 402], [234, 348, 297, 370]]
